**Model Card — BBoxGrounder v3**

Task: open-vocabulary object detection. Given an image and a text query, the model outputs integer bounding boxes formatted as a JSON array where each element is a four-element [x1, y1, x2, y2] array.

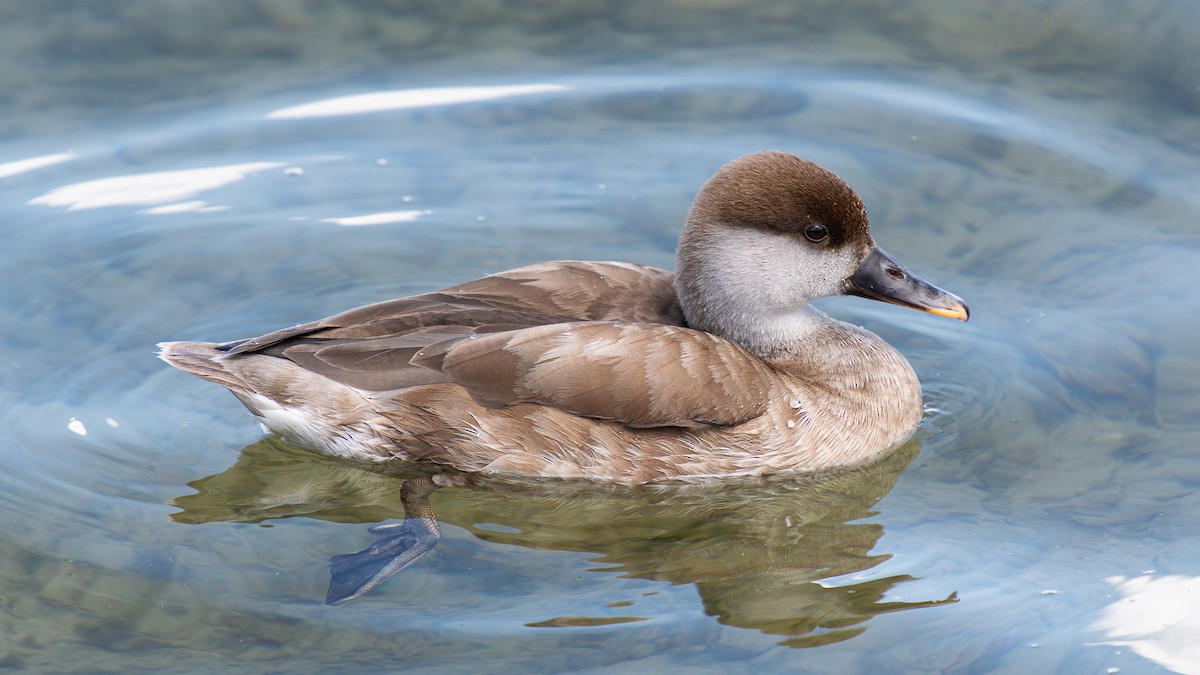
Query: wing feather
[[439, 322, 773, 428], [221, 261, 681, 356]]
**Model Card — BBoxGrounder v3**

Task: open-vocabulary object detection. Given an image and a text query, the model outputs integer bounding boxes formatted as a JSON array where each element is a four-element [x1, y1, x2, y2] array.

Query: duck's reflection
[[171, 438, 955, 648]]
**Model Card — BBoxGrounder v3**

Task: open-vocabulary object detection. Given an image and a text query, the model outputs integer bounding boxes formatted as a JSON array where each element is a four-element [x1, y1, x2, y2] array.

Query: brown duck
[[160, 150, 969, 485]]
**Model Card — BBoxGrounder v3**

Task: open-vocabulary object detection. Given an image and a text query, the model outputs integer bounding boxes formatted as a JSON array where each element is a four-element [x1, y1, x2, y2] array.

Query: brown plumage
[[159, 150, 969, 484]]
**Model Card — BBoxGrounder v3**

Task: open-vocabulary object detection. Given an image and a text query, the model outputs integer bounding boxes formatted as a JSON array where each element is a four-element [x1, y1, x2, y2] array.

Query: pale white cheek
[[701, 227, 858, 311]]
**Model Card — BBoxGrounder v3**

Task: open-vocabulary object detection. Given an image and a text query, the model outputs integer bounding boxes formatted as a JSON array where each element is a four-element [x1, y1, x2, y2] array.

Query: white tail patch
[[234, 393, 375, 461]]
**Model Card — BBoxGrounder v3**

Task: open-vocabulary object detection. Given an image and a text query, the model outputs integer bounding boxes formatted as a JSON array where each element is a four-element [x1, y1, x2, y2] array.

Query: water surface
[[2, 1, 1199, 672]]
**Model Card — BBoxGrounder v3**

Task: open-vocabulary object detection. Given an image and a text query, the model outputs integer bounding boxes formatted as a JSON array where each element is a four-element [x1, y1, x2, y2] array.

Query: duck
[[159, 150, 968, 485]]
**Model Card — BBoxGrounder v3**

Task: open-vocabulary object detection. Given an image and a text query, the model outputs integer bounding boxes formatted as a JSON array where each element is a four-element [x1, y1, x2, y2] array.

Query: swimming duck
[[160, 150, 968, 485]]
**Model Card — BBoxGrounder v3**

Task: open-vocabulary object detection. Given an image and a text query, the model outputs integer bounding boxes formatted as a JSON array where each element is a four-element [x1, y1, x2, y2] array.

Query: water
[[2, 1, 1199, 672]]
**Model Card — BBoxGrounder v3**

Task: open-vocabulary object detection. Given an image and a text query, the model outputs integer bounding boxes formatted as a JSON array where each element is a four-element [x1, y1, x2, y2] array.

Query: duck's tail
[[157, 341, 255, 396], [158, 340, 381, 458]]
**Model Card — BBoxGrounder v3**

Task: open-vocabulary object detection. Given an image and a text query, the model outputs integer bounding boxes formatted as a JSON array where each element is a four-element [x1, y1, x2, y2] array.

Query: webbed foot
[[326, 476, 442, 605], [326, 517, 441, 604]]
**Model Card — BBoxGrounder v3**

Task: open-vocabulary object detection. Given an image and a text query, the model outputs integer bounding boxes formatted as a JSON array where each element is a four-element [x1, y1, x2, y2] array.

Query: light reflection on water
[[2, 1, 1199, 673]]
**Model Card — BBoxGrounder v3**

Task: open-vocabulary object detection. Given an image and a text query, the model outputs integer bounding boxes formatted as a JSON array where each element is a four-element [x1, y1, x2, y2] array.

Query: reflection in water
[[171, 438, 956, 648], [319, 210, 434, 226], [1091, 575, 1200, 675], [27, 161, 284, 211], [0, 151, 77, 180], [263, 84, 569, 120]]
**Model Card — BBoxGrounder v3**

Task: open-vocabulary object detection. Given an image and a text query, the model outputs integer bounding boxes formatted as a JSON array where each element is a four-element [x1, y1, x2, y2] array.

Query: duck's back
[[213, 261, 684, 392]]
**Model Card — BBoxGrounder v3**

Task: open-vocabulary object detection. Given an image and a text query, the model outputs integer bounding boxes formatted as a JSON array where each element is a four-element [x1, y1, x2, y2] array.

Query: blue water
[[3, 2, 1200, 672]]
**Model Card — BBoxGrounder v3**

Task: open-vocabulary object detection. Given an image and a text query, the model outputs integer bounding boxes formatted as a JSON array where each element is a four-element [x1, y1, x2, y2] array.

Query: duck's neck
[[677, 266, 923, 433], [682, 298, 835, 361], [674, 224, 847, 360]]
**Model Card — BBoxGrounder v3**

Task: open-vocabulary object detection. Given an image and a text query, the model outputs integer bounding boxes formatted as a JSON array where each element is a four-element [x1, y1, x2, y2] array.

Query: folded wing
[[429, 322, 773, 428], [211, 261, 770, 428]]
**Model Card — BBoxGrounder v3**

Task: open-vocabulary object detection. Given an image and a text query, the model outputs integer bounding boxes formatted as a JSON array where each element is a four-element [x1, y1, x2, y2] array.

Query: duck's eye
[[803, 223, 828, 242]]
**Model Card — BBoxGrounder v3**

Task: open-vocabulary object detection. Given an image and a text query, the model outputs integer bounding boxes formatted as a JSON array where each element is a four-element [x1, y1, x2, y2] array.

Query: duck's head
[[674, 150, 968, 357]]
